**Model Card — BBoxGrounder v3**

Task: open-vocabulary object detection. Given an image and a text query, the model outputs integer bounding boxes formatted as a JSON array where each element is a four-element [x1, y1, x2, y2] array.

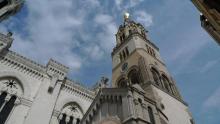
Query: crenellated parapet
[[0, 50, 45, 80], [80, 85, 168, 124], [46, 59, 69, 77], [62, 79, 95, 101], [0, 32, 13, 53], [0, 0, 24, 22], [0, 32, 94, 96], [46, 59, 69, 92]]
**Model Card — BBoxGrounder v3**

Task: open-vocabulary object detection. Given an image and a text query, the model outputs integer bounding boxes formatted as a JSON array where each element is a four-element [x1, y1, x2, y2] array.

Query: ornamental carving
[[0, 77, 23, 96]]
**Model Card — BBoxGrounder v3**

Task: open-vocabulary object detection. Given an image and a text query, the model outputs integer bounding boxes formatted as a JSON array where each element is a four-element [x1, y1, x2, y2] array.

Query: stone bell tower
[[111, 13, 195, 124]]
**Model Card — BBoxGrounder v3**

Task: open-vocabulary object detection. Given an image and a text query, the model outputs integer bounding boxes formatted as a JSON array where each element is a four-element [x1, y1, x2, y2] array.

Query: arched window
[[161, 75, 170, 92], [117, 78, 127, 88], [59, 113, 67, 124], [0, 95, 17, 124], [0, 77, 23, 124], [0, 92, 7, 108], [151, 68, 161, 86], [169, 83, 175, 95], [148, 107, 155, 124], [59, 103, 83, 124], [67, 116, 73, 124], [76, 118, 80, 124], [128, 69, 141, 84]]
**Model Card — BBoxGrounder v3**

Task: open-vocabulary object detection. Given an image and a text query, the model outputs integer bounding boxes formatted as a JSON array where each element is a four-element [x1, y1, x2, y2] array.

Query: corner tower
[[111, 13, 194, 124], [0, 0, 24, 21]]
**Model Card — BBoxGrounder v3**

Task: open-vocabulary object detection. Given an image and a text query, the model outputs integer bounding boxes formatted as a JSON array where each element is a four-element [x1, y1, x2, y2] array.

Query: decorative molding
[[20, 97, 33, 107], [0, 50, 96, 101], [62, 79, 95, 101], [0, 51, 45, 80], [47, 59, 69, 75], [52, 109, 61, 117]]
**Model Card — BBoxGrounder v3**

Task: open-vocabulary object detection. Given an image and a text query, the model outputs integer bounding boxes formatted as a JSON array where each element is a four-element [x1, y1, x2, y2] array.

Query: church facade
[[0, 33, 94, 124], [0, 13, 194, 124]]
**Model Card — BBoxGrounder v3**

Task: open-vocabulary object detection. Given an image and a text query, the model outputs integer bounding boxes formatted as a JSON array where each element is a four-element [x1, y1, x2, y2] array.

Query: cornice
[[21, 97, 33, 107], [112, 32, 159, 56], [0, 50, 45, 80], [62, 79, 95, 101], [8, 50, 45, 72]]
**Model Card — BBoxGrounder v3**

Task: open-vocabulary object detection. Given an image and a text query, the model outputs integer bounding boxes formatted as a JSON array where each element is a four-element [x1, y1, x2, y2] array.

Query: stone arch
[[127, 65, 142, 85], [56, 98, 86, 114], [58, 102, 83, 124], [160, 72, 176, 95], [0, 71, 31, 99], [150, 67, 161, 86], [126, 65, 139, 74], [61, 102, 83, 116], [160, 71, 171, 82], [149, 64, 160, 73], [161, 74, 170, 92], [115, 74, 127, 88], [0, 77, 23, 97], [116, 77, 127, 88]]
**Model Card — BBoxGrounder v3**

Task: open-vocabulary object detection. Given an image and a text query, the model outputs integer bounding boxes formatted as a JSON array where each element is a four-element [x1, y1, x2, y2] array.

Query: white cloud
[[203, 87, 220, 110], [10, 0, 87, 70], [134, 11, 153, 27], [200, 60, 219, 73], [0, 0, 121, 75], [164, 27, 210, 75], [115, 0, 144, 10], [84, 44, 104, 61], [94, 14, 117, 53], [94, 14, 113, 25]]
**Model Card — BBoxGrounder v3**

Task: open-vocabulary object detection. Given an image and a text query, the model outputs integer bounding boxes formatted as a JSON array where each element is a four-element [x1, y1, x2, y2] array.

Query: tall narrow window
[[0, 92, 7, 109], [148, 107, 155, 124], [117, 78, 127, 88], [128, 69, 141, 84], [122, 33, 125, 40], [122, 50, 126, 59], [0, 95, 17, 124], [125, 47, 129, 56], [129, 30, 132, 35], [76, 118, 80, 124], [169, 84, 175, 95], [67, 116, 73, 124], [119, 53, 123, 62], [162, 75, 170, 92], [59, 113, 67, 124], [151, 68, 161, 86], [59, 103, 83, 124]]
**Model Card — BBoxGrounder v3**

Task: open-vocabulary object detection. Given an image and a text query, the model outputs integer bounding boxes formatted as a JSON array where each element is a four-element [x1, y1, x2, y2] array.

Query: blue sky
[[1, 0, 220, 123]]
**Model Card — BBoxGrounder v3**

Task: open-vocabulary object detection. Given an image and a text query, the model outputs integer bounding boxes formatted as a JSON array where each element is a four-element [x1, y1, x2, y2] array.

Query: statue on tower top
[[124, 12, 130, 20], [124, 12, 131, 25]]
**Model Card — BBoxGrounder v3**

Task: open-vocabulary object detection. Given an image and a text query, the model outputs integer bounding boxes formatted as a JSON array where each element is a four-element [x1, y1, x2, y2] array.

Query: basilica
[[0, 10, 194, 124]]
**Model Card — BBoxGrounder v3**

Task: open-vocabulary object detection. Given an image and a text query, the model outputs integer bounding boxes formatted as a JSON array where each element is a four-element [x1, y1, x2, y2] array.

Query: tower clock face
[[121, 62, 128, 72]]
